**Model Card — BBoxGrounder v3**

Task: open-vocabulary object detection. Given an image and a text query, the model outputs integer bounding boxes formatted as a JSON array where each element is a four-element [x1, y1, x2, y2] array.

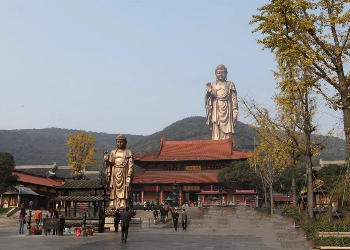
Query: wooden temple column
[[93, 202, 97, 217], [179, 187, 182, 206], [88, 201, 91, 217], [73, 202, 77, 217], [64, 201, 67, 217], [141, 191, 144, 203], [58, 201, 61, 216], [35, 196, 39, 208]]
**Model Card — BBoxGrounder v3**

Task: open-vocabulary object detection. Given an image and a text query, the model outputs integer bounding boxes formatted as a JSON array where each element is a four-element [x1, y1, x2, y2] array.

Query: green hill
[[128, 116, 257, 154], [0, 128, 143, 165], [0, 116, 346, 166]]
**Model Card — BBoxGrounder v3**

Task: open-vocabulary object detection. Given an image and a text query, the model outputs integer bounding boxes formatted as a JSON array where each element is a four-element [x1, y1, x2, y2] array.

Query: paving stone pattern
[[0, 206, 311, 250]]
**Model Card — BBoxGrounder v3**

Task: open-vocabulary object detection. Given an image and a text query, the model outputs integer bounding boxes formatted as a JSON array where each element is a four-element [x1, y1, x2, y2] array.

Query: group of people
[[113, 207, 132, 243], [19, 200, 187, 241], [152, 205, 168, 224], [152, 206, 188, 231], [113, 206, 188, 244], [143, 200, 156, 211], [171, 208, 187, 231], [19, 202, 60, 235]]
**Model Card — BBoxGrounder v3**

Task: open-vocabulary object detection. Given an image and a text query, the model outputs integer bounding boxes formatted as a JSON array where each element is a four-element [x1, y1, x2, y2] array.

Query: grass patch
[[254, 206, 271, 215], [0, 207, 12, 214]]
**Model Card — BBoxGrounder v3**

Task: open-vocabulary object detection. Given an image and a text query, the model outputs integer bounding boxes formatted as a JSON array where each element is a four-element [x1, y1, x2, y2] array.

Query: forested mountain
[[0, 128, 143, 166], [0, 116, 346, 166]]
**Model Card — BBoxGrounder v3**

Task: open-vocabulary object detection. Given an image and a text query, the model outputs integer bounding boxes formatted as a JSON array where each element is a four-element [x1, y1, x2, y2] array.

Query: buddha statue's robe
[[106, 149, 134, 209], [205, 81, 238, 140]]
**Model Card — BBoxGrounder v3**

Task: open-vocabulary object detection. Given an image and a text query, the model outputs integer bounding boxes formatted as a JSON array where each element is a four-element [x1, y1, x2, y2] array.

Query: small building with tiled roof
[[132, 136, 249, 206], [53, 179, 107, 232], [14, 163, 101, 183]]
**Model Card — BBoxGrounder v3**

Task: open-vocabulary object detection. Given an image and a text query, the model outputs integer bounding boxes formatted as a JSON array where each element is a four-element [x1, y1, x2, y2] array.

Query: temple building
[[1, 164, 98, 210], [0, 170, 61, 209], [14, 163, 100, 184], [132, 136, 249, 206]]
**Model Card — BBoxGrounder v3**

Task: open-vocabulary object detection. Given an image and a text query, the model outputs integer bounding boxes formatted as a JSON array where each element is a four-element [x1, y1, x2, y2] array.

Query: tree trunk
[[340, 91, 350, 209], [302, 89, 314, 219], [270, 184, 274, 215], [263, 181, 268, 207], [291, 169, 298, 207], [342, 101, 350, 157], [306, 157, 314, 219]]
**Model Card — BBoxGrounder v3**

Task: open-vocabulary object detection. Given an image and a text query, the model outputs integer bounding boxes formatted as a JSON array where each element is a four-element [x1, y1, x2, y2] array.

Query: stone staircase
[[173, 206, 311, 249], [231, 207, 310, 249], [104, 208, 206, 231]]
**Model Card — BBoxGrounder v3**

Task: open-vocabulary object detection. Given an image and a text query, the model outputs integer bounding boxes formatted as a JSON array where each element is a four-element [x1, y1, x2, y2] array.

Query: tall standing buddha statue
[[104, 134, 134, 210], [205, 64, 239, 140]]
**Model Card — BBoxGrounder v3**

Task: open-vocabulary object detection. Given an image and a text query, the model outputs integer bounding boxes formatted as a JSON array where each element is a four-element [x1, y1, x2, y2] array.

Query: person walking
[[120, 207, 132, 243], [52, 208, 59, 235], [34, 209, 42, 226], [160, 206, 166, 223], [164, 203, 169, 219], [19, 203, 26, 234], [172, 209, 179, 231], [153, 209, 158, 224], [146, 201, 150, 211], [114, 209, 120, 232], [181, 209, 187, 231], [143, 201, 147, 211], [29, 200, 33, 210], [150, 201, 155, 211]]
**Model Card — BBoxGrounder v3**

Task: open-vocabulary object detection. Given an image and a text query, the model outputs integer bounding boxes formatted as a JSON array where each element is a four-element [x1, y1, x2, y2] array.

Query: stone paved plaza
[[0, 207, 311, 250]]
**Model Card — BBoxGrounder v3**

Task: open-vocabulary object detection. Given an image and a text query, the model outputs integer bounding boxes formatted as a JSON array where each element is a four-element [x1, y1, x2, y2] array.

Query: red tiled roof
[[12, 171, 61, 187], [134, 136, 249, 162], [133, 170, 220, 184]]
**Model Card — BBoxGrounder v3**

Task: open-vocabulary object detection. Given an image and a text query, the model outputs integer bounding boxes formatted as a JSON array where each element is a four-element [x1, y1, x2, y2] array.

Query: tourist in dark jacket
[[153, 209, 158, 224], [114, 209, 120, 232], [120, 207, 132, 243], [182, 209, 187, 231], [52, 208, 59, 235], [160, 207, 166, 223], [172, 209, 179, 231]]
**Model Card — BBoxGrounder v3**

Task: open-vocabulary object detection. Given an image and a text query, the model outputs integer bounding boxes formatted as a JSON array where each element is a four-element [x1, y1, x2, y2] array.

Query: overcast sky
[[0, 0, 344, 136]]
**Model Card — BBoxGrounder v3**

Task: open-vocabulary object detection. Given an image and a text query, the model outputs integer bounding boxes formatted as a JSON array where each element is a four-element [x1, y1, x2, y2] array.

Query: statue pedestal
[[105, 207, 116, 218], [104, 206, 116, 232]]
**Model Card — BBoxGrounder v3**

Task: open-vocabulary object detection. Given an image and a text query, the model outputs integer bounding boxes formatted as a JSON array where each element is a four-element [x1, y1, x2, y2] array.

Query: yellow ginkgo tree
[[251, 0, 350, 158], [243, 70, 328, 218], [248, 122, 289, 216], [66, 130, 99, 179]]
